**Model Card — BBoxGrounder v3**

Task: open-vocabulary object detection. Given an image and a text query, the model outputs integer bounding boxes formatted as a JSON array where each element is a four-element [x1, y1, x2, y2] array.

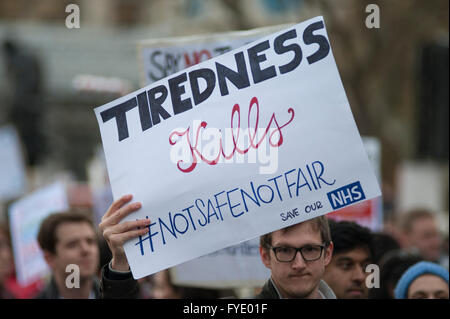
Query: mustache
[[348, 282, 365, 290]]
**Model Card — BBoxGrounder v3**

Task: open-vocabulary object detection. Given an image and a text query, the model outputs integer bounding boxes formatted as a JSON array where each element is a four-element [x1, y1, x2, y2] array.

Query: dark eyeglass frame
[[267, 243, 327, 262]]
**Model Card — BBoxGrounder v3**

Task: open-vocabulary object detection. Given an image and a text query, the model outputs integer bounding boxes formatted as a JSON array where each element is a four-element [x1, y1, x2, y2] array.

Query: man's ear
[[398, 231, 410, 248], [324, 241, 333, 266], [259, 245, 271, 269], [43, 250, 57, 270]]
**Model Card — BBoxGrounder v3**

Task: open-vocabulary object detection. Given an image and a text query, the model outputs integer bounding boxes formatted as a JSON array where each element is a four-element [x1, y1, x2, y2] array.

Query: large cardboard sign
[[0, 125, 27, 201], [95, 16, 381, 279], [142, 25, 291, 288], [8, 182, 69, 286], [138, 24, 291, 86]]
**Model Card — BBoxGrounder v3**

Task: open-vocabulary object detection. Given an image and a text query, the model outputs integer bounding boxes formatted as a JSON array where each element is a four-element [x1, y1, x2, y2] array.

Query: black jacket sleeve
[[100, 263, 140, 299]]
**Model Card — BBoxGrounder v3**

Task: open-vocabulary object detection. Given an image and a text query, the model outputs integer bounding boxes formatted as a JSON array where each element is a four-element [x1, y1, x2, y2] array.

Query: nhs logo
[[327, 181, 366, 210]]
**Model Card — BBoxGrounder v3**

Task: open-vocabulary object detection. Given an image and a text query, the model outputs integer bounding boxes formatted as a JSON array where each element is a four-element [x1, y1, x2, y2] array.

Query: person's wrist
[[111, 257, 130, 272]]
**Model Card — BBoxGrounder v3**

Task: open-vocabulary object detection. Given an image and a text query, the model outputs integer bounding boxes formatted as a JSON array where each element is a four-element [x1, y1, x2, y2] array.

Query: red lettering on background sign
[[169, 96, 295, 173], [184, 50, 213, 67]]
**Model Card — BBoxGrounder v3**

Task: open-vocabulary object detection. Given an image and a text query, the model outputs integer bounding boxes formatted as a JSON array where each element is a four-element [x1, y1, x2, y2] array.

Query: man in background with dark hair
[[36, 209, 100, 299], [323, 219, 374, 299]]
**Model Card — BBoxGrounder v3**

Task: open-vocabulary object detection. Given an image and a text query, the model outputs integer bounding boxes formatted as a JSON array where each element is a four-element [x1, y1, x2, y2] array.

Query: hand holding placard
[[99, 194, 150, 271]]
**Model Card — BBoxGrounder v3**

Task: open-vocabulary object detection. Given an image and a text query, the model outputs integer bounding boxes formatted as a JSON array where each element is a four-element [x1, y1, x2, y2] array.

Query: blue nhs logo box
[[327, 181, 366, 210]]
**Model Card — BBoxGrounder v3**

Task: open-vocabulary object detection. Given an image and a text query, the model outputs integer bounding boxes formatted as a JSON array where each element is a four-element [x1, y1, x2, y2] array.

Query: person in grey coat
[[257, 216, 336, 299]]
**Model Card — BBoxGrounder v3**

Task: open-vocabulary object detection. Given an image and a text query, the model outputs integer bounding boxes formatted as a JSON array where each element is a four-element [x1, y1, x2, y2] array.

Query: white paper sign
[[8, 182, 69, 286], [0, 125, 27, 200], [138, 24, 292, 86], [170, 237, 270, 288], [143, 26, 290, 288], [95, 16, 381, 279]]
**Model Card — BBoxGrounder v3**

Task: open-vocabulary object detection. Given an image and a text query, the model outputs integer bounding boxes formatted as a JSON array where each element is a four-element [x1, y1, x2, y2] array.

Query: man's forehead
[[333, 247, 371, 261], [272, 220, 322, 243], [55, 221, 95, 241], [412, 216, 436, 227], [412, 274, 449, 287]]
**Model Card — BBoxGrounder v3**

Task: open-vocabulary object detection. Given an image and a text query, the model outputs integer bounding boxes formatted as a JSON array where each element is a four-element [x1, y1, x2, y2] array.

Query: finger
[[105, 219, 150, 237], [109, 228, 150, 248], [102, 201, 142, 227], [102, 194, 133, 220]]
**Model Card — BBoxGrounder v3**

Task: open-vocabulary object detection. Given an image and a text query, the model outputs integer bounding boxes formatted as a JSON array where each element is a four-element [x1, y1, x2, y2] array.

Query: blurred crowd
[[0, 0, 448, 302], [0, 202, 448, 299]]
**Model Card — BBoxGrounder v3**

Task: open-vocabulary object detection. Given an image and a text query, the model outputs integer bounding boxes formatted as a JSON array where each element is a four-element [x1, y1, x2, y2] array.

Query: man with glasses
[[257, 216, 336, 299]]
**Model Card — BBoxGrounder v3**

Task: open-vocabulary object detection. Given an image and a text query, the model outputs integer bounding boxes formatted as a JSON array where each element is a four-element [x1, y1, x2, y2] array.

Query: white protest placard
[[141, 25, 290, 288], [170, 237, 270, 288], [0, 125, 28, 200], [95, 16, 381, 280], [8, 182, 69, 286], [138, 24, 292, 86]]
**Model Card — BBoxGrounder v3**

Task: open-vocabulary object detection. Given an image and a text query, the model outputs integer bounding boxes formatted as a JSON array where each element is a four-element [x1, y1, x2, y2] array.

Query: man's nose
[[291, 251, 307, 269], [352, 265, 366, 282], [80, 241, 93, 254]]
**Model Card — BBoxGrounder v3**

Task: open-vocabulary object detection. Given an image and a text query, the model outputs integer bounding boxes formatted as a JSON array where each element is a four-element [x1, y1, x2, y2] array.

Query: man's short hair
[[37, 208, 95, 254], [400, 208, 435, 233], [328, 219, 374, 259], [260, 215, 331, 249], [371, 232, 400, 264]]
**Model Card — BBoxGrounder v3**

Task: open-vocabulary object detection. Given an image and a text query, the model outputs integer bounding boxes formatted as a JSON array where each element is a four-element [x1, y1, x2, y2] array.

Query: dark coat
[[255, 279, 282, 299], [35, 276, 101, 299], [100, 263, 139, 299], [255, 278, 336, 299]]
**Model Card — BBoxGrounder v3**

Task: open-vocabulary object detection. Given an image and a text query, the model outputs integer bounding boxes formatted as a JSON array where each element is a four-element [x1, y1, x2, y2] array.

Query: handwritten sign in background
[[8, 182, 69, 286], [138, 24, 292, 86], [0, 125, 27, 201]]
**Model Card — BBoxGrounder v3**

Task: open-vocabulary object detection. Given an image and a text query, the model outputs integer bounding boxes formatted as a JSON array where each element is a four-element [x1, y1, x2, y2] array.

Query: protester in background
[[257, 216, 335, 299], [394, 261, 449, 299], [0, 223, 14, 298], [382, 215, 403, 246], [151, 270, 183, 298], [399, 208, 447, 266], [36, 209, 100, 299], [137, 276, 154, 299], [442, 234, 449, 270], [0, 222, 44, 299], [370, 232, 401, 265], [322, 220, 373, 299], [369, 250, 423, 299]]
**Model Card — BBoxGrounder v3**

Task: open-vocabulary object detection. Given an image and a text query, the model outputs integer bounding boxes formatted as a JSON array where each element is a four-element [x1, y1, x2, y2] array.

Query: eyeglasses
[[267, 243, 326, 262]]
